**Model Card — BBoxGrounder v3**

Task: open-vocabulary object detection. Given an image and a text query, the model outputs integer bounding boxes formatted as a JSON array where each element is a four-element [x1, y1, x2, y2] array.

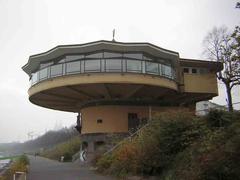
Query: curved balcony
[[30, 58, 176, 86]]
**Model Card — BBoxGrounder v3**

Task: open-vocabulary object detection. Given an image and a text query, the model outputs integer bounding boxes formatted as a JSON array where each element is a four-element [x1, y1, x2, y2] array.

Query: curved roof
[[22, 40, 179, 76]]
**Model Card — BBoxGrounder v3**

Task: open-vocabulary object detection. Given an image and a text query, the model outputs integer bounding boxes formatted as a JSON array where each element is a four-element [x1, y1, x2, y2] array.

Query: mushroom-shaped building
[[22, 40, 222, 159]]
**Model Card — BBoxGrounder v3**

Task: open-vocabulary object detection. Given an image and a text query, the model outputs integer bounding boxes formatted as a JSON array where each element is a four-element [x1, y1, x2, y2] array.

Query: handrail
[[30, 58, 176, 86], [103, 123, 150, 156]]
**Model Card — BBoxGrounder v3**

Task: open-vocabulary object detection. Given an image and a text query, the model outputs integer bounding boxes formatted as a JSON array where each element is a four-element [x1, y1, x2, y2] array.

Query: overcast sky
[[0, 0, 239, 143]]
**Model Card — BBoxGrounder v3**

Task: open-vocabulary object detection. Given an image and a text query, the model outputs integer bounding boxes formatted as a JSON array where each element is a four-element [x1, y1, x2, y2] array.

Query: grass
[[40, 136, 80, 162]]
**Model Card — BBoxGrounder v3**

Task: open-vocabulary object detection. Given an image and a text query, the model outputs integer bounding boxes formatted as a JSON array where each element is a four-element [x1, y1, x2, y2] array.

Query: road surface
[[27, 156, 113, 180]]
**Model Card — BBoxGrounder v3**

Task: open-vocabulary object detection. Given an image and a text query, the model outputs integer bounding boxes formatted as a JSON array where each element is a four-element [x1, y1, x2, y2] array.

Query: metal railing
[[30, 58, 176, 86]]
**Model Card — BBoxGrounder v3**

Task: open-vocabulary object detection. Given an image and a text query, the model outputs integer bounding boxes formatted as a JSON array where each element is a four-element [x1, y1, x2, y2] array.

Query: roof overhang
[[22, 40, 179, 76], [180, 58, 223, 72]]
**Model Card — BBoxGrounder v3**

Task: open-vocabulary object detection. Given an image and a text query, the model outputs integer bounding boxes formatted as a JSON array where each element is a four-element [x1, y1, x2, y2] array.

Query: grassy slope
[[40, 136, 80, 162], [96, 110, 240, 179]]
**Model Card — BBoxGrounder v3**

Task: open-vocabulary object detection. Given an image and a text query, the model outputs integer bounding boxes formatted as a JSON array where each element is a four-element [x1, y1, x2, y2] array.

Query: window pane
[[85, 60, 101, 72], [192, 68, 197, 74], [101, 59, 105, 72], [66, 61, 80, 74], [126, 60, 142, 72], [143, 55, 153, 61], [123, 53, 142, 60], [146, 62, 159, 74], [66, 55, 84, 62], [39, 68, 48, 80], [183, 68, 189, 73], [50, 64, 63, 77], [85, 52, 103, 59], [40, 61, 53, 69], [31, 72, 38, 84], [162, 65, 172, 78], [104, 52, 122, 58], [106, 59, 122, 71], [58, 57, 65, 63]]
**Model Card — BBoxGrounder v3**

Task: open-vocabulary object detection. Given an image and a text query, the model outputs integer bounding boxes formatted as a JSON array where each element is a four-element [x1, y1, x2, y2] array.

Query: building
[[196, 101, 227, 116], [22, 40, 222, 160]]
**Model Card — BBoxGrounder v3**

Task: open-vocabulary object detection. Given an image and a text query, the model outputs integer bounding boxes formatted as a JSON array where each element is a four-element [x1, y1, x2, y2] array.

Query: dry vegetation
[[40, 136, 80, 162], [95, 110, 240, 179], [0, 155, 29, 180]]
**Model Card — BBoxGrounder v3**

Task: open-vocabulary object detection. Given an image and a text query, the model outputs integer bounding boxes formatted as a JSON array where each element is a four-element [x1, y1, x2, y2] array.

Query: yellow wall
[[81, 105, 193, 134], [183, 73, 218, 94], [81, 105, 148, 134]]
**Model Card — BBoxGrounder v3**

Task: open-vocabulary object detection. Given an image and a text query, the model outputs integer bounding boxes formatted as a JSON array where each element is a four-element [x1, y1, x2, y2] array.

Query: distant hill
[[0, 126, 79, 155]]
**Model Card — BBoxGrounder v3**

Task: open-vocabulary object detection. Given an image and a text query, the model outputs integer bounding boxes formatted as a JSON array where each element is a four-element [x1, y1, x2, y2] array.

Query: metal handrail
[[30, 58, 176, 86]]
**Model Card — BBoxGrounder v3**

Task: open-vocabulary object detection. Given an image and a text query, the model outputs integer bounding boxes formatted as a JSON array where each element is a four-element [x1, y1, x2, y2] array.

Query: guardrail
[[30, 58, 176, 86]]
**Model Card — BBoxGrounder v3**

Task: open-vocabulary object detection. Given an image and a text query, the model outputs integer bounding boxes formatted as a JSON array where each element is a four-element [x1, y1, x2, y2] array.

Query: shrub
[[205, 109, 232, 128], [1, 155, 29, 179], [96, 154, 115, 172], [96, 111, 202, 177], [96, 110, 240, 179], [40, 136, 80, 161]]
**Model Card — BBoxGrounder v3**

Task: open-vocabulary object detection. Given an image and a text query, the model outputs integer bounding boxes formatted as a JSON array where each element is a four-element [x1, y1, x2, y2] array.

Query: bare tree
[[203, 26, 240, 111]]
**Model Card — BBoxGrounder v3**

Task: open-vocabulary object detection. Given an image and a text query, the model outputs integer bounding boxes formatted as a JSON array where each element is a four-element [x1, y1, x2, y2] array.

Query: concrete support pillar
[[88, 141, 95, 153]]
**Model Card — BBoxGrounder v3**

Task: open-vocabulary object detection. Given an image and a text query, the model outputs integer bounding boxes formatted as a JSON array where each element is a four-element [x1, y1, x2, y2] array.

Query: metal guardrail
[[30, 58, 175, 86], [104, 123, 150, 156]]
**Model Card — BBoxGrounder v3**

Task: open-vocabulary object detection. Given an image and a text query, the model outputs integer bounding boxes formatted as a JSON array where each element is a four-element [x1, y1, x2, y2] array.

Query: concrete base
[[80, 133, 128, 162]]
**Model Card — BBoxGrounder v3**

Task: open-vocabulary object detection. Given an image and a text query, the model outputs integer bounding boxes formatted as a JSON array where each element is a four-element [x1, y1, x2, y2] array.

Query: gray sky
[[0, 0, 239, 143]]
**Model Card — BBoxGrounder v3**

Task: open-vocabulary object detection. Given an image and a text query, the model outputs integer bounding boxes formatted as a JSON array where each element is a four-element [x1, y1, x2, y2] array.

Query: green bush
[[205, 109, 232, 128]]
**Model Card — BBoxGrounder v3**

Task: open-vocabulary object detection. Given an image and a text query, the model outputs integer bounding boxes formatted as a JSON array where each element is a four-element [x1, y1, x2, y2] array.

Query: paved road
[[27, 156, 113, 180]]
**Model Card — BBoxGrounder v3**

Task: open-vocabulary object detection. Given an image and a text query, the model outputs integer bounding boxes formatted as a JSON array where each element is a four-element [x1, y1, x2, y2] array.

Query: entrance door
[[128, 113, 139, 132]]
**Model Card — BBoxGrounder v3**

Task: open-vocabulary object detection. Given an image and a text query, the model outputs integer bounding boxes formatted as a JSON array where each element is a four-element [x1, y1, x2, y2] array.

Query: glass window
[[50, 64, 63, 77], [39, 68, 48, 80], [66, 61, 80, 74], [57, 57, 65, 63], [31, 72, 38, 84], [126, 60, 142, 72], [101, 59, 105, 72], [183, 68, 189, 73], [146, 62, 159, 74], [143, 55, 152, 61], [123, 53, 143, 60], [192, 68, 197, 74], [66, 55, 84, 62], [97, 119, 103, 123], [104, 52, 122, 58], [106, 59, 122, 72], [81, 61, 85, 72], [85, 52, 103, 59], [162, 64, 172, 78], [40, 61, 53, 69], [85, 60, 101, 72]]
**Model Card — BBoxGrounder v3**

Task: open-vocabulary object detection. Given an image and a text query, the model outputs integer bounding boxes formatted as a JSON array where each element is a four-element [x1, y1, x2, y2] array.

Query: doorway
[[128, 113, 139, 132]]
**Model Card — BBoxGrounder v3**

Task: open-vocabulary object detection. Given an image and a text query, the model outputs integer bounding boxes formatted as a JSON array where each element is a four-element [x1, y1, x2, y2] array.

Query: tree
[[203, 26, 240, 112]]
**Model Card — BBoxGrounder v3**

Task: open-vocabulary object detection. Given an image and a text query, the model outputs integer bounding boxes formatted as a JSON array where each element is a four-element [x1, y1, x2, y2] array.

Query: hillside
[[95, 110, 240, 179], [0, 126, 79, 155]]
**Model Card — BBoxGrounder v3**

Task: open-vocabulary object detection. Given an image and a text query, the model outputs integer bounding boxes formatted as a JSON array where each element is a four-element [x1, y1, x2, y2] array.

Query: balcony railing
[[30, 59, 176, 86]]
